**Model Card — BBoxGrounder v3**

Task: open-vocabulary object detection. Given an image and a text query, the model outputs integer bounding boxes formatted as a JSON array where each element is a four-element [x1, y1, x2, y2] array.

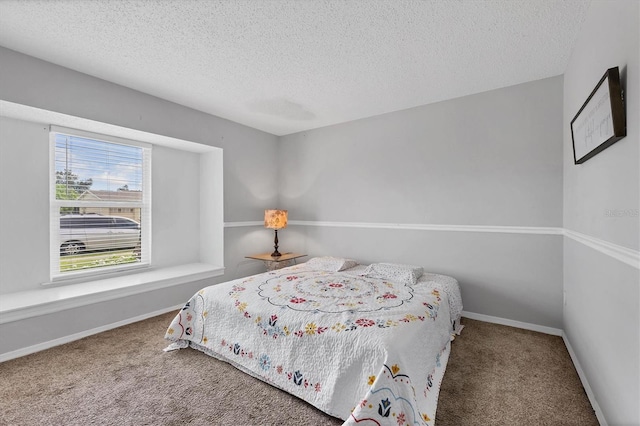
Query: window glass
[[51, 129, 150, 278]]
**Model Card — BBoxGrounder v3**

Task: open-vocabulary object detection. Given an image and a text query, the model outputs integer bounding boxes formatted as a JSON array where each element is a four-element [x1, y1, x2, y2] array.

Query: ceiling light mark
[[247, 98, 316, 121]]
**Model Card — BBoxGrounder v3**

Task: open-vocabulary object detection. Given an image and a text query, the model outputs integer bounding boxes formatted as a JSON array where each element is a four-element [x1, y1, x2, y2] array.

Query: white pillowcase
[[305, 256, 359, 272], [361, 263, 424, 285]]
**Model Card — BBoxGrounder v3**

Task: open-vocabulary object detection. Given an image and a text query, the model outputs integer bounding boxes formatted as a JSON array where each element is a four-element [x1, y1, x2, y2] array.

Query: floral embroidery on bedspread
[[251, 294, 441, 340], [224, 272, 443, 340], [348, 363, 433, 426], [259, 272, 414, 313], [165, 292, 208, 344], [422, 344, 449, 400], [219, 339, 322, 393]]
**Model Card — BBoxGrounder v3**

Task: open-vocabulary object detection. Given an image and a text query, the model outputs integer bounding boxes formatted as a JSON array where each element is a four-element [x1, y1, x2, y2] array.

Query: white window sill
[[0, 263, 224, 324]]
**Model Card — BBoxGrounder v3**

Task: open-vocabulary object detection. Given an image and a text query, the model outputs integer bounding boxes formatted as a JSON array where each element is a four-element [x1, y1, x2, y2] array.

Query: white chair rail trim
[[225, 220, 563, 235], [224, 220, 639, 269], [288, 220, 563, 235], [563, 228, 639, 269]]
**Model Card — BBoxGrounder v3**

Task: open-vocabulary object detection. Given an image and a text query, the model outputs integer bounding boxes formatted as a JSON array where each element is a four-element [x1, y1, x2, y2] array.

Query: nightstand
[[245, 252, 307, 271]]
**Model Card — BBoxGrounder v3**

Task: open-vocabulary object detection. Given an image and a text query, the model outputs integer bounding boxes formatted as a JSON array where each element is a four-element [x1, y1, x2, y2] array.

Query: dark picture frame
[[570, 67, 626, 164]]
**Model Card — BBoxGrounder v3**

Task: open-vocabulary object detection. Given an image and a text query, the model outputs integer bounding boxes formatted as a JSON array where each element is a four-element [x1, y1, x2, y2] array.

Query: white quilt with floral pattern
[[165, 263, 459, 425]]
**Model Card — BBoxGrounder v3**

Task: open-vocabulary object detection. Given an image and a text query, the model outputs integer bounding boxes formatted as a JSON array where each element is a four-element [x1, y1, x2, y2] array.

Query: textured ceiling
[[0, 0, 590, 136]]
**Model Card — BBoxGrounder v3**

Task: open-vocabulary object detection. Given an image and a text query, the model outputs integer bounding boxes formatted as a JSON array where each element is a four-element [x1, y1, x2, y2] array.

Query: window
[[50, 126, 151, 279]]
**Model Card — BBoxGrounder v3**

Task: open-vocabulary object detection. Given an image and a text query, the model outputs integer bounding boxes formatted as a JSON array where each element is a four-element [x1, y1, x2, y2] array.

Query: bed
[[164, 257, 463, 425]]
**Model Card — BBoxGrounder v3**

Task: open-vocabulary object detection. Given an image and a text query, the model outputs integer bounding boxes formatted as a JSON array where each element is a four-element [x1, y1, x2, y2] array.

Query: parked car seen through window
[[60, 214, 141, 256]]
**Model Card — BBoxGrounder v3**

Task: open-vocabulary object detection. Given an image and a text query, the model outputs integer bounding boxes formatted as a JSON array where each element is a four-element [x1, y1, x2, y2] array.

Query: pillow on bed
[[361, 262, 424, 285], [305, 256, 359, 272]]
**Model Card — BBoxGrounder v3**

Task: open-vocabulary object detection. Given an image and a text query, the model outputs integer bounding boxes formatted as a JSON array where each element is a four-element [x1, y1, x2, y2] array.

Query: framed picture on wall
[[570, 66, 626, 164]]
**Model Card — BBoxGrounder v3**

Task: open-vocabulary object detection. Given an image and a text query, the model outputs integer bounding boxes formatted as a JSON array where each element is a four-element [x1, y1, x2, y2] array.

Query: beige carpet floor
[[0, 313, 598, 425]]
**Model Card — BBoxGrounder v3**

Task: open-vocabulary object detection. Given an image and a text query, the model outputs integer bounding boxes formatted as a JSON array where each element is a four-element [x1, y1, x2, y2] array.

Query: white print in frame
[[571, 66, 626, 164]]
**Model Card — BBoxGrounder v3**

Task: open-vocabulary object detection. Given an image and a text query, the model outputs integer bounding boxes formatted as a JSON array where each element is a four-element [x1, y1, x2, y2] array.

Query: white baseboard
[[562, 333, 607, 426], [0, 304, 182, 363], [461, 311, 563, 336]]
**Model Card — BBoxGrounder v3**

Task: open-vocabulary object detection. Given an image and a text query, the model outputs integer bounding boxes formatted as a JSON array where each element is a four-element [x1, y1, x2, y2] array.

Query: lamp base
[[271, 229, 282, 257], [270, 250, 282, 258]]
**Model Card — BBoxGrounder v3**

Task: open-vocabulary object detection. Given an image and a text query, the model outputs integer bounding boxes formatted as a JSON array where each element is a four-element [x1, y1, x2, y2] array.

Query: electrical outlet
[[563, 291, 567, 306]]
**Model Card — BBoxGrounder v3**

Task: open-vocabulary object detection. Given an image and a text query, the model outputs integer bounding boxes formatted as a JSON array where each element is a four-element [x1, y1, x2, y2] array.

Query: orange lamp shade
[[264, 209, 288, 229]]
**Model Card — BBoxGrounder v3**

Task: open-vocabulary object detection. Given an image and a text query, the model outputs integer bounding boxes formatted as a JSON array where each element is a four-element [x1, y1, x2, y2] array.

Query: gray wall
[[280, 77, 563, 226], [280, 76, 565, 328], [0, 118, 50, 293], [562, 1, 639, 424], [0, 47, 276, 354]]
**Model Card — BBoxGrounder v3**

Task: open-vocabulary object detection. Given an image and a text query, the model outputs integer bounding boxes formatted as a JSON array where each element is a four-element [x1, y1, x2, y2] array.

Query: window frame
[[49, 126, 152, 281]]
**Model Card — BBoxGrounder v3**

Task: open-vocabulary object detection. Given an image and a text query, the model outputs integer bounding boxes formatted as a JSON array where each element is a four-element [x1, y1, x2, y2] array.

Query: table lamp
[[264, 209, 288, 257]]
